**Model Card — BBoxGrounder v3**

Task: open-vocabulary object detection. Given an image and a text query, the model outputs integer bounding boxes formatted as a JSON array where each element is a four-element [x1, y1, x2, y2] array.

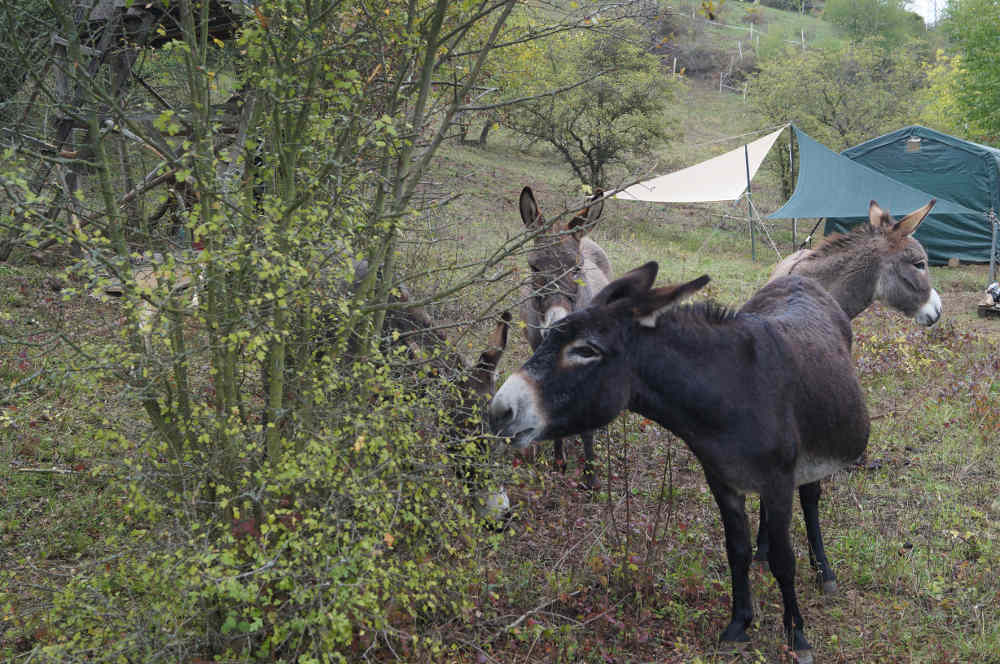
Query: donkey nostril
[[489, 403, 513, 433]]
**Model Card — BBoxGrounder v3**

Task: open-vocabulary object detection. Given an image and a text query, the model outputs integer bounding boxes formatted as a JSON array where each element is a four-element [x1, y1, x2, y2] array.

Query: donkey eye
[[914, 261, 926, 270], [571, 344, 600, 359]]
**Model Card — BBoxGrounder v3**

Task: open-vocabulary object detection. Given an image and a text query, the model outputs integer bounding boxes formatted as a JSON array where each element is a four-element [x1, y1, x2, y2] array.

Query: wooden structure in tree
[[75, 0, 251, 47], [0, 0, 254, 260]]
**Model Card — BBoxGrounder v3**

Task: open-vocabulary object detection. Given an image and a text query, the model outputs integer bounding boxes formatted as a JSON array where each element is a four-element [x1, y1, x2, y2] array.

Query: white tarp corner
[[614, 125, 788, 203]]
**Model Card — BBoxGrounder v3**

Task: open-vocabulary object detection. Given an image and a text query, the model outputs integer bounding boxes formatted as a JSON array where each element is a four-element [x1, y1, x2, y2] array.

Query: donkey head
[[520, 186, 604, 338], [490, 262, 708, 449], [867, 199, 941, 326]]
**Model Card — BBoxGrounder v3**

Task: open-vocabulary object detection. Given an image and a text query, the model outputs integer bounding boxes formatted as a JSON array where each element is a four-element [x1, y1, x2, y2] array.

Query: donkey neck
[[790, 239, 882, 319], [625, 306, 757, 442]]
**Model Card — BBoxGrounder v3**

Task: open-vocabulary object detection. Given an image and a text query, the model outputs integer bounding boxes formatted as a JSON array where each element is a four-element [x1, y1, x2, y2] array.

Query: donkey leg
[[552, 438, 567, 474], [580, 430, 601, 490], [800, 481, 837, 594], [762, 491, 812, 663], [754, 503, 770, 562], [706, 474, 754, 645]]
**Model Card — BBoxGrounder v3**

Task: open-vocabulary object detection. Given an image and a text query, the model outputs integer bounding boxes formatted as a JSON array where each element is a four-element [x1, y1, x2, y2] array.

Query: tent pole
[[789, 135, 796, 253], [990, 209, 998, 283], [745, 143, 755, 261]]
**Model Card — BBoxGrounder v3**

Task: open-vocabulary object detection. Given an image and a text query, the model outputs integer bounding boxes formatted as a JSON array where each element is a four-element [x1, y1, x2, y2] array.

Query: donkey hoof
[[719, 622, 751, 645], [578, 475, 601, 491], [822, 578, 838, 595], [794, 649, 815, 664], [790, 628, 813, 661]]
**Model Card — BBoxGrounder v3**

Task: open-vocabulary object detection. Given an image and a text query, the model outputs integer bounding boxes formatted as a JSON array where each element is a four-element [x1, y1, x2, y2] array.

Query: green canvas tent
[[829, 126, 1000, 266], [767, 126, 988, 266], [769, 127, 977, 219]]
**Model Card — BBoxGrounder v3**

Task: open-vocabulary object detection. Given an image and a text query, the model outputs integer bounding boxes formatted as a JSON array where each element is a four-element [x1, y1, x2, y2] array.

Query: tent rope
[[689, 123, 790, 148], [747, 197, 783, 260]]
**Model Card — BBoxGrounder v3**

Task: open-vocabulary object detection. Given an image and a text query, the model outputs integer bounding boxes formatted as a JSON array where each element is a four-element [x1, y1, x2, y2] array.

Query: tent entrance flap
[[767, 126, 978, 220], [615, 126, 787, 203]]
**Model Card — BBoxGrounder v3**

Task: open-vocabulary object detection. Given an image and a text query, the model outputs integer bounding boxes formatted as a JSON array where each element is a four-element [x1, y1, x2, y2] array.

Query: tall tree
[[750, 38, 926, 151], [824, 0, 926, 44], [917, 49, 983, 138], [501, 18, 677, 188], [943, 0, 1000, 141], [0, 0, 51, 120]]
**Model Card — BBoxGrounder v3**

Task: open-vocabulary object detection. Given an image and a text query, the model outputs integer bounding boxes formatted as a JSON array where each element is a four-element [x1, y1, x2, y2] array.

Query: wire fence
[[666, 3, 823, 102]]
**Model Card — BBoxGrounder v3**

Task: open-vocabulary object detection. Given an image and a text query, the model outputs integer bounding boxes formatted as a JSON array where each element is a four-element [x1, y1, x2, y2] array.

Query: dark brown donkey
[[385, 297, 513, 522], [518, 186, 611, 488], [310, 257, 513, 521], [489, 263, 870, 662], [756, 199, 939, 593]]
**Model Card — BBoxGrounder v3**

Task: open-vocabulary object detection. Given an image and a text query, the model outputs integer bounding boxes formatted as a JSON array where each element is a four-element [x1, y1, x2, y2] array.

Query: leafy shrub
[[698, 0, 727, 21], [33, 357, 507, 663], [2, 0, 522, 661]]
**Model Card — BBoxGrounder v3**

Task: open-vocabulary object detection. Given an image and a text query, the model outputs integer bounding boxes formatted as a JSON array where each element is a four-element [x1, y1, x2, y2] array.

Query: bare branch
[[458, 70, 609, 112]]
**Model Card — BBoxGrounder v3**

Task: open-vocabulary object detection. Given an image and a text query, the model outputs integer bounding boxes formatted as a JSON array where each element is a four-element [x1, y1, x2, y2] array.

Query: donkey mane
[[809, 224, 875, 258], [657, 300, 739, 327]]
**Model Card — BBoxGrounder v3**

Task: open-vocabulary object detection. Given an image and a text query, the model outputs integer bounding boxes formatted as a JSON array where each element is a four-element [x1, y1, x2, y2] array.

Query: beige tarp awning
[[615, 125, 788, 203]]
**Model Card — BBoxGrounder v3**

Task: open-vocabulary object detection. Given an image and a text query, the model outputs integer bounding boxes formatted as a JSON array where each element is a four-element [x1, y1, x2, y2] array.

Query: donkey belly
[[794, 397, 870, 487], [794, 453, 857, 486]]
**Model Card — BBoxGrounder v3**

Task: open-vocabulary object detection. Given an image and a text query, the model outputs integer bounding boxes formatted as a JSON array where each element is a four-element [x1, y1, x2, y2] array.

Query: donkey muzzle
[[489, 372, 544, 449], [915, 288, 942, 327]]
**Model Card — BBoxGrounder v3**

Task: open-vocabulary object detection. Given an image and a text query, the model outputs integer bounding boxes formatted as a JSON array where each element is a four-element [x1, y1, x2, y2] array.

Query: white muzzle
[[915, 288, 942, 327]]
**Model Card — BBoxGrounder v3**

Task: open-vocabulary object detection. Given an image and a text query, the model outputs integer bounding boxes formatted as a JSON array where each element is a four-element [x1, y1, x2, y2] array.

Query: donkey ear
[[592, 262, 659, 307], [567, 189, 605, 238], [892, 199, 935, 237], [479, 311, 510, 369], [869, 200, 892, 230], [634, 275, 711, 327], [470, 311, 510, 391], [520, 187, 543, 228]]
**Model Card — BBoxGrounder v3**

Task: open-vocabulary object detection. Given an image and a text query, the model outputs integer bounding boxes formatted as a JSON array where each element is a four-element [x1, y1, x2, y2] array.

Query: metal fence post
[[990, 209, 998, 284]]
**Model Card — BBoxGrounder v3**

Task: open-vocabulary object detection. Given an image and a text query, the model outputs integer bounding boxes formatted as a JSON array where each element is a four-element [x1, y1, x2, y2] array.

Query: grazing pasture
[[3, 114, 1000, 663]]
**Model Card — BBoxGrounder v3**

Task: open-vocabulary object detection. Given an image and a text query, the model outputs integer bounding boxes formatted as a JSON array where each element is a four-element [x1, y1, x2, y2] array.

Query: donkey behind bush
[[518, 186, 611, 488]]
